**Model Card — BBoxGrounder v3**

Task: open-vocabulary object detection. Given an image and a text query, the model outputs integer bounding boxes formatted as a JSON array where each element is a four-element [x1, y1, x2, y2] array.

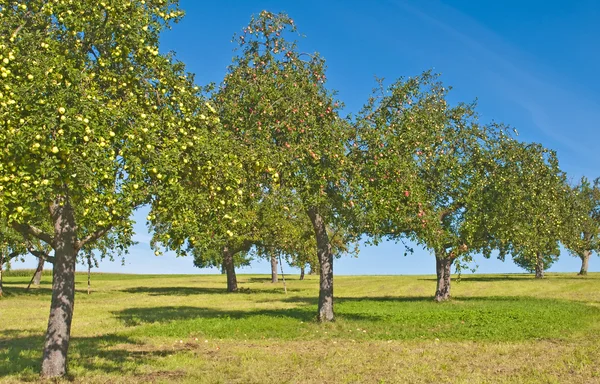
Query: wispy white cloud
[[393, 0, 600, 175]]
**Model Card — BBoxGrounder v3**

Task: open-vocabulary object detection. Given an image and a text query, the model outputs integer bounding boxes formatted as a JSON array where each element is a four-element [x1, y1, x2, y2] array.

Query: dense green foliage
[[564, 177, 600, 275], [0, 0, 203, 237], [0, 0, 234, 376], [0, 2, 597, 379], [488, 142, 571, 276]]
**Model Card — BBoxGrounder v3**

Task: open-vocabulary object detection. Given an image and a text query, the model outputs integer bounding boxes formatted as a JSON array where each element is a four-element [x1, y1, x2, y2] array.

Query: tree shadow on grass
[[116, 306, 315, 326], [418, 274, 600, 282], [120, 286, 228, 296], [340, 295, 600, 305], [0, 279, 52, 286], [0, 286, 90, 298], [120, 286, 300, 296], [243, 276, 276, 283], [0, 330, 183, 379], [276, 294, 600, 307], [114, 305, 380, 327], [274, 295, 435, 306], [243, 276, 307, 283], [418, 275, 524, 282], [111, 297, 600, 343]]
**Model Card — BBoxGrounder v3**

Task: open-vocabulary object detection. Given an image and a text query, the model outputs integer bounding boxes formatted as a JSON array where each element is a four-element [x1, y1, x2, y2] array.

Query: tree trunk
[[41, 199, 79, 378], [434, 254, 453, 302], [307, 207, 334, 322], [27, 254, 46, 290], [300, 265, 305, 280], [270, 254, 278, 283], [34, 255, 45, 286], [222, 246, 238, 292], [578, 250, 591, 276], [535, 253, 544, 279]]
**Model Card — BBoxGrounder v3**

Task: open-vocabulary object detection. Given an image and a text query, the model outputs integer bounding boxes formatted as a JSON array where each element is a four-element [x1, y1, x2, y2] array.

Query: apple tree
[[563, 177, 600, 275], [147, 133, 271, 292], [213, 11, 359, 321], [406, 110, 512, 301], [489, 142, 571, 279], [191, 238, 254, 292], [353, 74, 495, 301], [0, 0, 221, 377], [351, 74, 437, 247]]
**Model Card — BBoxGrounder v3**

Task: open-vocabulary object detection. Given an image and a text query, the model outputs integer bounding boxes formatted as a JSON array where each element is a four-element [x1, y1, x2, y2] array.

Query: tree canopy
[[564, 177, 600, 275], [0, 4, 591, 378], [0, 0, 226, 377]]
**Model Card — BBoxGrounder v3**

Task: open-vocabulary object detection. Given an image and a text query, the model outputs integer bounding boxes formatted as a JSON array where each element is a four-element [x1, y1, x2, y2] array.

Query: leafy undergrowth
[[1, 272, 600, 383]]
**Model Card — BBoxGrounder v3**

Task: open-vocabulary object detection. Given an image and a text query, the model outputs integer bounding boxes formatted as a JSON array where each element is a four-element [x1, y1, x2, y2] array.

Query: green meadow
[[1, 272, 600, 383]]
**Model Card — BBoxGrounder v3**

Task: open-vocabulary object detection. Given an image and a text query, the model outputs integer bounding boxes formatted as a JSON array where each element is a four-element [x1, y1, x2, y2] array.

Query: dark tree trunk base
[[308, 207, 334, 322], [578, 251, 590, 276], [223, 247, 238, 292], [434, 256, 453, 302], [534, 253, 544, 279], [41, 199, 78, 378], [271, 255, 278, 283]]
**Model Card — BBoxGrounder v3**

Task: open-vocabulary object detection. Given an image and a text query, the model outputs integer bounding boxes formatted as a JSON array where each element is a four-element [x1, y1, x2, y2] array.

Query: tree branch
[[12, 223, 54, 246], [76, 225, 112, 249], [10, 11, 31, 40], [1, 251, 23, 264], [439, 201, 465, 222], [27, 248, 55, 264], [232, 239, 254, 254]]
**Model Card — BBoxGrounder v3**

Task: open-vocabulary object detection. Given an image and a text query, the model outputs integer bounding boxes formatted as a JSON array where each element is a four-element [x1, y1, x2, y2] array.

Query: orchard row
[[0, 2, 598, 379]]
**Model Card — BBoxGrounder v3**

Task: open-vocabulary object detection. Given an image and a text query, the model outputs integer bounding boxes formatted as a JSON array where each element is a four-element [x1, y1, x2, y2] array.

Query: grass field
[[1, 271, 600, 383]]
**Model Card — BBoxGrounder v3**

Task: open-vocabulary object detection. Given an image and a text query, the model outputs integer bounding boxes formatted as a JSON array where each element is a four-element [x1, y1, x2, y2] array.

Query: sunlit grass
[[1, 272, 600, 383]]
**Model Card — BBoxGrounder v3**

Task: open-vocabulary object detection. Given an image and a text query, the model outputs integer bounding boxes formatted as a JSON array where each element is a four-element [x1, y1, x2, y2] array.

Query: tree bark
[[434, 254, 453, 302], [300, 265, 305, 280], [578, 250, 591, 276], [270, 254, 278, 283], [222, 246, 238, 292], [27, 252, 47, 290], [41, 199, 78, 378], [34, 255, 45, 286], [307, 206, 334, 322], [535, 253, 544, 279]]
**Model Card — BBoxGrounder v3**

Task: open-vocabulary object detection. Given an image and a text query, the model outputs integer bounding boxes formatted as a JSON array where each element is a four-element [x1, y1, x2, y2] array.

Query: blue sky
[[14, 0, 600, 275]]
